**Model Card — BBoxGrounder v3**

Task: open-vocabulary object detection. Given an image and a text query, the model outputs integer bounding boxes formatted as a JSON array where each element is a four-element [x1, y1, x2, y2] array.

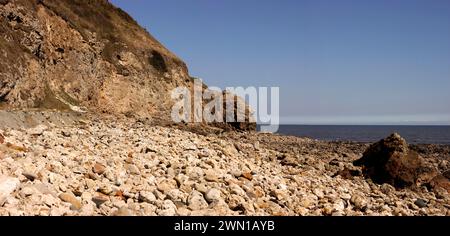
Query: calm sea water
[[274, 125, 450, 144]]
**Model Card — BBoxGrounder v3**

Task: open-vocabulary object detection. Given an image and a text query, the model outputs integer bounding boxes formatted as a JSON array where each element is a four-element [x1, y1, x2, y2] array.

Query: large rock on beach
[[354, 133, 439, 188]]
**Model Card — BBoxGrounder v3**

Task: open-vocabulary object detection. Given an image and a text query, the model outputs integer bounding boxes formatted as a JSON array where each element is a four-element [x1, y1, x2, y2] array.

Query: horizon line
[[265, 123, 450, 126]]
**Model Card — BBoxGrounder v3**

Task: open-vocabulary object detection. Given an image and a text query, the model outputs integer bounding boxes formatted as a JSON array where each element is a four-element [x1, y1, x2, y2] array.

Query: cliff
[[0, 0, 254, 129]]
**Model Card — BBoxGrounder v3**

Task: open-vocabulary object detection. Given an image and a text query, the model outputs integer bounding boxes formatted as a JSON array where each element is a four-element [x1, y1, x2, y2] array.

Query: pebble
[[242, 172, 253, 181], [230, 184, 246, 197], [166, 189, 184, 202], [204, 170, 220, 182], [414, 199, 428, 208], [186, 167, 204, 180], [323, 204, 334, 215], [439, 160, 448, 169], [159, 200, 177, 216], [230, 170, 242, 178], [253, 141, 260, 150], [188, 191, 208, 211], [93, 163, 106, 175], [270, 189, 288, 201], [351, 194, 368, 210], [43, 194, 58, 207], [194, 183, 207, 194], [20, 186, 36, 197], [157, 179, 177, 193], [92, 194, 109, 207], [139, 191, 157, 204], [22, 172, 38, 181], [98, 185, 114, 195], [112, 207, 134, 216], [299, 197, 314, 209], [205, 188, 222, 203], [333, 199, 346, 212], [380, 183, 396, 195], [341, 193, 352, 201], [126, 164, 140, 175], [59, 192, 82, 210]]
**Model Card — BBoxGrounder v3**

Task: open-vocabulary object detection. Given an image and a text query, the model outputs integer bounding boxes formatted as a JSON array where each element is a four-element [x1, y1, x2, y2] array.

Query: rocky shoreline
[[0, 110, 449, 216]]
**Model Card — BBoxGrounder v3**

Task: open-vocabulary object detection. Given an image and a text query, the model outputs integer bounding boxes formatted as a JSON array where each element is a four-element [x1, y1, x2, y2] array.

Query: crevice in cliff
[[149, 50, 167, 73]]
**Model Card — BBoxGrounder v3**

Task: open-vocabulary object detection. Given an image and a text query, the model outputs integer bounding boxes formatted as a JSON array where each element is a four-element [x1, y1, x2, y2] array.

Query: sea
[[273, 125, 450, 145]]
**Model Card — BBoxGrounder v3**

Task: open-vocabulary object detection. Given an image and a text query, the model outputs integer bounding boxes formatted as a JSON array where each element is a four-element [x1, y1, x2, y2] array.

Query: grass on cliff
[[40, 0, 137, 41], [39, 0, 141, 68]]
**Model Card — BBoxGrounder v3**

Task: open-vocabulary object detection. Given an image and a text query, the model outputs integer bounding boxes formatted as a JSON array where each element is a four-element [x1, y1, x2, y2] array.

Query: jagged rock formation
[[353, 133, 447, 191], [0, 0, 254, 129]]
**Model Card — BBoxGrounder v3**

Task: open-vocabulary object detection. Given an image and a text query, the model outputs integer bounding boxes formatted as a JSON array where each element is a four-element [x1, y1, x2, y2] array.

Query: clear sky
[[110, 0, 450, 125]]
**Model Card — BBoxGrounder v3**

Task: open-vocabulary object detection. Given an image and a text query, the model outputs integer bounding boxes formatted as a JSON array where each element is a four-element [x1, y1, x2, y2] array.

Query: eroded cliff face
[[0, 0, 192, 120]]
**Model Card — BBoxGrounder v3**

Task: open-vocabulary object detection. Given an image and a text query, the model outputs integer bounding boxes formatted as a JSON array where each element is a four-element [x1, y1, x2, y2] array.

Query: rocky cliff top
[[1, 0, 192, 117]]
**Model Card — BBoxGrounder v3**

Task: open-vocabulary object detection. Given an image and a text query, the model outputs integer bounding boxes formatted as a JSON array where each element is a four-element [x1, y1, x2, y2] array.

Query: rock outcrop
[[354, 133, 443, 189], [0, 0, 255, 130], [1, 0, 188, 116]]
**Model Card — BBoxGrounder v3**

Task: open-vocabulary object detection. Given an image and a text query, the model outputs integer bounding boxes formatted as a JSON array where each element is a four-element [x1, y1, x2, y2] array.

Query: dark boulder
[[353, 133, 438, 188]]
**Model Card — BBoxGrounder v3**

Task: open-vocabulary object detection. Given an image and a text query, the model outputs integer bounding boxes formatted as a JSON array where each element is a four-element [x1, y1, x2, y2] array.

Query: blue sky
[[110, 0, 450, 125]]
